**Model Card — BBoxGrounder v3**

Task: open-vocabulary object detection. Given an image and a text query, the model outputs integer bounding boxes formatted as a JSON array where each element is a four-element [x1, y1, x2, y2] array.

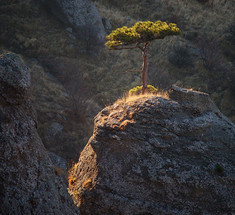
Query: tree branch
[[137, 44, 144, 51]]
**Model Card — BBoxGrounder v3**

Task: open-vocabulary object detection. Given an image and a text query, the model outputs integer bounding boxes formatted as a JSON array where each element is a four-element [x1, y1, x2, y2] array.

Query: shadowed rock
[[0, 53, 30, 104], [41, 0, 106, 43], [0, 53, 80, 215], [69, 87, 235, 215]]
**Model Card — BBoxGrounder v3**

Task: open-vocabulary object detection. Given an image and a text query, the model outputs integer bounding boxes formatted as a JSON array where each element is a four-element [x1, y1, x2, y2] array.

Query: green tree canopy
[[105, 21, 181, 49], [105, 21, 181, 94]]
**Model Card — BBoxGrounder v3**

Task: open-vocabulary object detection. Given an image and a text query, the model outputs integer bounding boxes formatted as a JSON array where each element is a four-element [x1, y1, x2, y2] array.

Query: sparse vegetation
[[129, 85, 158, 96], [0, 0, 234, 163], [198, 38, 222, 72], [168, 45, 193, 68], [215, 164, 224, 176], [105, 21, 181, 94]]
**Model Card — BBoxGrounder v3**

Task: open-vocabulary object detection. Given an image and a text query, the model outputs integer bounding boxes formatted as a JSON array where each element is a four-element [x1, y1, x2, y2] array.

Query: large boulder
[[69, 86, 235, 215], [41, 0, 106, 43], [0, 53, 80, 215]]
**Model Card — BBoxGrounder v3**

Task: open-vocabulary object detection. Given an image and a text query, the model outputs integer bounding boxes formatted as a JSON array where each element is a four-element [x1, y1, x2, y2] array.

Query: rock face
[[41, 0, 106, 43], [0, 53, 80, 215], [69, 86, 235, 215]]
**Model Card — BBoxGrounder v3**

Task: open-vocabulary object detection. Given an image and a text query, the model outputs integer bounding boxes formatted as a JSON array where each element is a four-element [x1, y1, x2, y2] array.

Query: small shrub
[[168, 46, 193, 68], [198, 37, 222, 71], [129, 85, 158, 96], [214, 164, 224, 175], [82, 179, 92, 189]]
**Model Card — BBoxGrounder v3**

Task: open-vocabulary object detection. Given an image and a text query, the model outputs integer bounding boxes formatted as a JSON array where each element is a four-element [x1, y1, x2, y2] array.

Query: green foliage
[[129, 85, 158, 96], [214, 164, 224, 175], [105, 21, 181, 49]]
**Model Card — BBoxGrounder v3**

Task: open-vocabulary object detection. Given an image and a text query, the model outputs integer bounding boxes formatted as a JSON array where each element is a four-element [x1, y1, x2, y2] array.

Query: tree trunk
[[141, 43, 149, 94]]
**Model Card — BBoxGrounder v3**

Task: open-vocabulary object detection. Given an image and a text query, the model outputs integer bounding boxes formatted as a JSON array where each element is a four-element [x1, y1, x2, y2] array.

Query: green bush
[[168, 46, 193, 68], [215, 164, 224, 175], [129, 85, 158, 96], [105, 21, 181, 49]]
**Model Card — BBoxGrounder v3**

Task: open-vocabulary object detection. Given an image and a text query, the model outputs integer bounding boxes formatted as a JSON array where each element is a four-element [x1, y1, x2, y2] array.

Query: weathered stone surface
[[0, 53, 30, 104], [69, 86, 235, 215], [102, 17, 112, 32], [41, 0, 106, 43], [0, 53, 80, 215]]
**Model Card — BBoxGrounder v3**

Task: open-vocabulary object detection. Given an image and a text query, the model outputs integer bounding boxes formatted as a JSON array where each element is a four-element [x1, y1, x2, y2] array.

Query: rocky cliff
[[41, 0, 106, 43], [0, 53, 80, 215], [69, 86, 235, 215]]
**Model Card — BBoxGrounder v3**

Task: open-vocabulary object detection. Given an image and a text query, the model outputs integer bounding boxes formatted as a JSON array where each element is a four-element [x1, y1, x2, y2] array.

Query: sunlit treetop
[[105, 21, 181, 49]]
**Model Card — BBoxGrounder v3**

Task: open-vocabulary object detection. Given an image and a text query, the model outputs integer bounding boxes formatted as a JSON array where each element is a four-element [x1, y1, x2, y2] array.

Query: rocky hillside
[[95, 0, 235, 120], [69, 86, 235, 215], [0, 0, 234, 162], [0, 53, 80, 215]]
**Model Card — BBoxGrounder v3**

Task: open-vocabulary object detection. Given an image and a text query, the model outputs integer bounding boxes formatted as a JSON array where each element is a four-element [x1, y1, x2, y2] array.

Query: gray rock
[[0, 53, 30, 104], [0, 53, 80, 215], [48, 122, 64, 137], [102, 17, 112, 31], [69, 86, 235, 215], [66, 27, 73, 33], [42, 0, 106, 43], [49, 152, 67, 171]]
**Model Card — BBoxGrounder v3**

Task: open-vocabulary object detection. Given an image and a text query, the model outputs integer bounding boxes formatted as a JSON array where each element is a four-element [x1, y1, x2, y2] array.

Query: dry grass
[[95, 1, 136, 28], [115, 91, 170, 105], [82, 179, 92, 190], [68, 163, 79, 186]]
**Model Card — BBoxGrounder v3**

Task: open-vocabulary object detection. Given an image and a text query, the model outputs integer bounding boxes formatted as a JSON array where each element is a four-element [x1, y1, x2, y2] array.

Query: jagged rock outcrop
[[0, 53, 80, 215], [69, 86, 235, 215], [41, 0, 106, 43]]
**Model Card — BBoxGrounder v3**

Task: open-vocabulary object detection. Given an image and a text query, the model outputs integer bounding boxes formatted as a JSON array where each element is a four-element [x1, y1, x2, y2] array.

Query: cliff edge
[[0, 53, 80, 215], [69, 86, 235, 215]]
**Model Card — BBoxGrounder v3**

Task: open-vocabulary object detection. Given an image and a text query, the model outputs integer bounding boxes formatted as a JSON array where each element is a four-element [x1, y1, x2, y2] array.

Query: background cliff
[[0, 0, 234, 162]]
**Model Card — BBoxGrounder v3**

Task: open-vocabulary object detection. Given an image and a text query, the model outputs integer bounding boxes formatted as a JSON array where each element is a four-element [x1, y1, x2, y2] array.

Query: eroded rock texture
[[69, 86, 235, 215], [41, 0, 106, 43], [0, 53, 80, 215]]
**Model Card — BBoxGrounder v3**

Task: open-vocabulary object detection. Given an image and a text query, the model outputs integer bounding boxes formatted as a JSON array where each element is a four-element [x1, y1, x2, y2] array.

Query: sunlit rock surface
[[0, 53, 80, 215], [69, 86, 235, 215]]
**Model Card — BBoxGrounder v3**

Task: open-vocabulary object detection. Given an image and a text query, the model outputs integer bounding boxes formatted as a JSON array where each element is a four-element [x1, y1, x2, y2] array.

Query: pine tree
[[105, 21, 181, 94]]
